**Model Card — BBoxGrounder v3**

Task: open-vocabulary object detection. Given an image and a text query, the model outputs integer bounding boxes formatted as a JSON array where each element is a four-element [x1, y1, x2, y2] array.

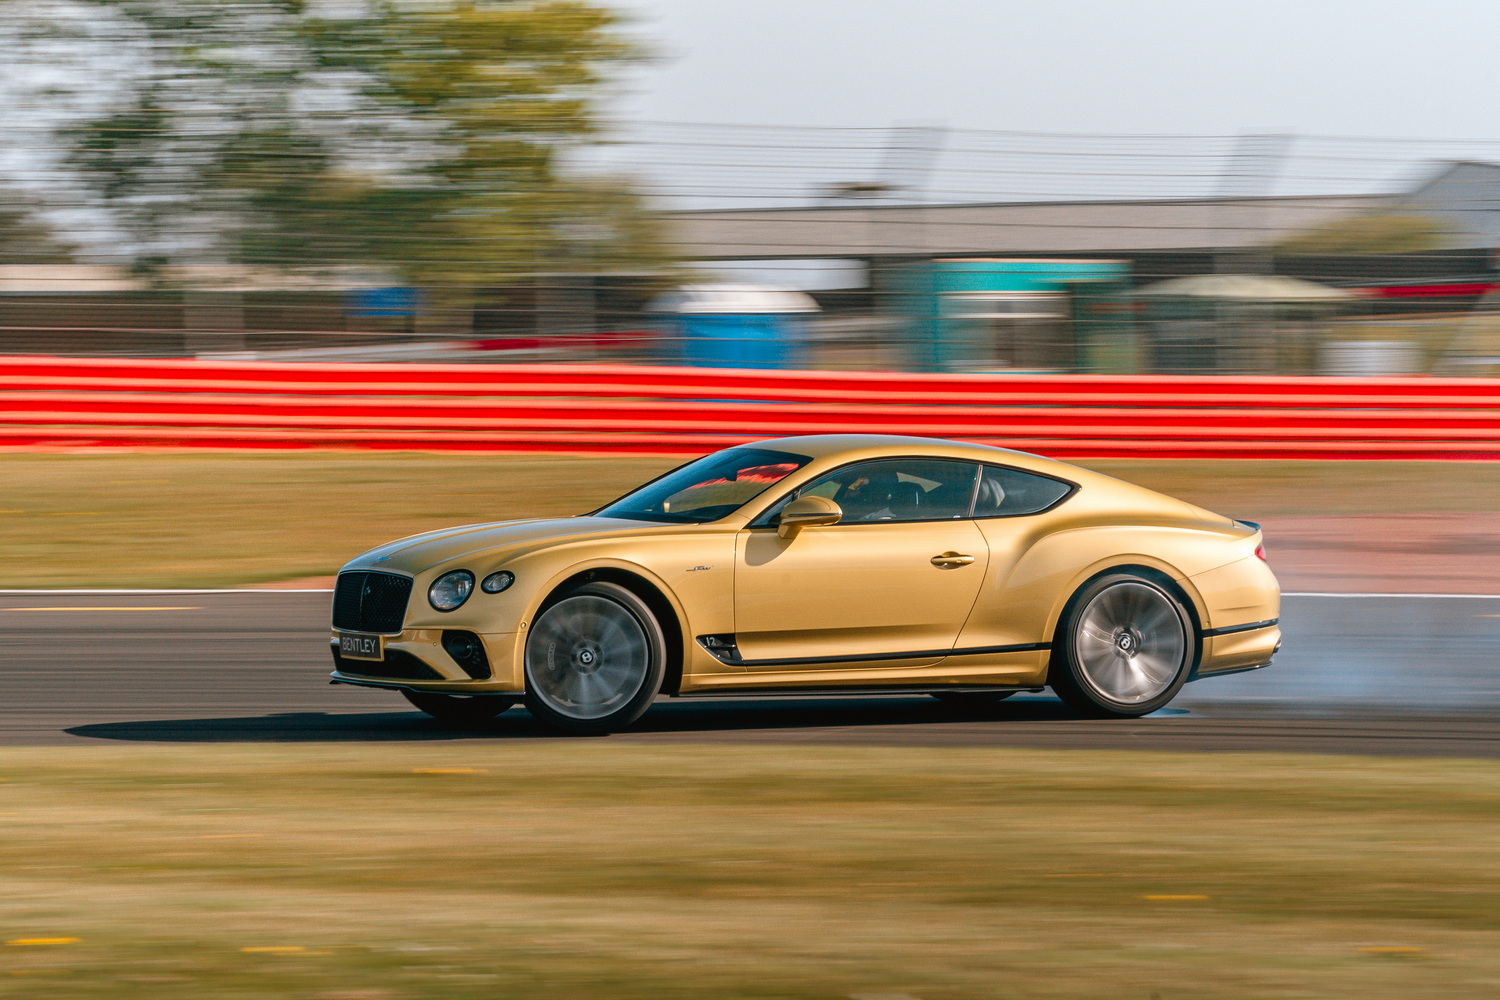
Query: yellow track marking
[[1140, 894, 1210, 901], [7, 938, 80, 947]]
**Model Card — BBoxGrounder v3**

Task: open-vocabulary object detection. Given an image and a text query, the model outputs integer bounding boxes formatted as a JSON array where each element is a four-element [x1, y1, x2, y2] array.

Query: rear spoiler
[[1235, 519, 1261, 532]]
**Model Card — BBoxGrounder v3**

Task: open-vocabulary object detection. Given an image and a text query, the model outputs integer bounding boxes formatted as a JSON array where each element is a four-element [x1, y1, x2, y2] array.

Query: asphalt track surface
[[1, 592, 1499, 757]]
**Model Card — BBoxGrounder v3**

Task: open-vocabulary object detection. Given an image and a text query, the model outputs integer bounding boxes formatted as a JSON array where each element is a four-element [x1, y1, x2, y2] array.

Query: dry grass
[[1079, 458, 1500, 518], [4, 452, 1500, 587], [0, 453, 672, 588], [0, 743, 1497, 998]]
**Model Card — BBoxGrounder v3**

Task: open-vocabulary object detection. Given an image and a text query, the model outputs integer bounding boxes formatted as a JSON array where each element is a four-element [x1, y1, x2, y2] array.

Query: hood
[[342, 516, 663, 575]]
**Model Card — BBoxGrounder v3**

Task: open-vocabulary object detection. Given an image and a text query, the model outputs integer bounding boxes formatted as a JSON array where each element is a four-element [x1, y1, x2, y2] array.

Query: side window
[[973, 465, 1074, 517], [763, 459, 980, 524]]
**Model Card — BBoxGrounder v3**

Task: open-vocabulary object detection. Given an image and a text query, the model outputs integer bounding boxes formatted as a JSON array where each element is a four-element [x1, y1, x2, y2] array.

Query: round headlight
[[428, 570, 474, 612], [481, 571, 514, 594]]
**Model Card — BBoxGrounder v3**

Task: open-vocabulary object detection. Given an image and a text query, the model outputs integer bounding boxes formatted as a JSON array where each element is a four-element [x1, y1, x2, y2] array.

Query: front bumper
[[329, 627, 523, 694]]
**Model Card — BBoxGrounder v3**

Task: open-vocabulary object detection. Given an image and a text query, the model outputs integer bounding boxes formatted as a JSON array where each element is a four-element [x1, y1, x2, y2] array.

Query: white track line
[[0, 589, 334, 594], [1282, 592, 1500, 599]]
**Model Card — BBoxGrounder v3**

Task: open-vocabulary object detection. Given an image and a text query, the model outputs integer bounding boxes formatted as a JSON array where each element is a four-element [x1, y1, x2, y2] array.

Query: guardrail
[[2, 356, 1499, 459]]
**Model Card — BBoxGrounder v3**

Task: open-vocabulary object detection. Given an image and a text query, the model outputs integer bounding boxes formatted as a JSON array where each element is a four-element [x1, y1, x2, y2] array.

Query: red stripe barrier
[[3, 356, 1500, 459], [4, 426, 1498, 461], [5, 355, 1500, 406], [4, 392, 1500, 440]]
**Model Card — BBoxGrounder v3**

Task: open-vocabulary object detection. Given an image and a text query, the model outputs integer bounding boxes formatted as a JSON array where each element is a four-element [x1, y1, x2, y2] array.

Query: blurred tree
[[29, 1, 667, 285], [0, 201, 76, 264], [1275, 212, 1453, 255]]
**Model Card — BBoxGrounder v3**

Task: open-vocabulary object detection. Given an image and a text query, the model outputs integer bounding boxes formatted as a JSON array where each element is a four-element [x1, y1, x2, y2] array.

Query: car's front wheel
[[401, 690, 515, 723], [523, 581, 666, 735], [1050, 571, 1195, 717]]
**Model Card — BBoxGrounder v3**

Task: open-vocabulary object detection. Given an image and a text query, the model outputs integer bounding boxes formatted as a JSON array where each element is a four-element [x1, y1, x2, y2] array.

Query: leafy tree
[[1275, 212, 1453, 256], [0, 200, 76, 263], [28, 1, 667, 285]]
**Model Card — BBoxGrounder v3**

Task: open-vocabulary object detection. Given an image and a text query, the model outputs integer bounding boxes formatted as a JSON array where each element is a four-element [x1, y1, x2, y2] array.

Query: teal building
[[897, 258, 1136, 372]]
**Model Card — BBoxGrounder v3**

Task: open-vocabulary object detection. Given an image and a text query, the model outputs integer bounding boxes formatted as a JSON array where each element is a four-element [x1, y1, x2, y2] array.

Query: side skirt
[[670, 685, 1047, 699], [332, 674, 1046, 701], [696, 633, 1051, 668]]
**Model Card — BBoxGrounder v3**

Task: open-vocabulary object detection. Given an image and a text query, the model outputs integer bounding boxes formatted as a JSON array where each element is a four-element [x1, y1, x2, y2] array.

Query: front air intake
[[442, 630, 493, 680], [331, 647, 443, 680], [332, 572, 413, 634]]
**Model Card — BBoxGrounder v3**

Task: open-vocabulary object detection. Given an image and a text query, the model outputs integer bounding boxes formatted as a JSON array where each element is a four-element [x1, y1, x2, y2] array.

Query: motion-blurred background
[[4, 1, 1500, 375], [6, 6, 1500, 1000], [5, 0, 1500, 597]]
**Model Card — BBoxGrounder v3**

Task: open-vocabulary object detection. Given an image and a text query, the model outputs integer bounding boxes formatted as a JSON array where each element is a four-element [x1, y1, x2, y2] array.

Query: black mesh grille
[[331, 647, 443, 681], [332, 572, 413, 633]]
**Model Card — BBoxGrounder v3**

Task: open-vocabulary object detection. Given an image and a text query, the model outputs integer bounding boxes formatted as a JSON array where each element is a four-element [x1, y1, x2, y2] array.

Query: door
[[732, 459, 989, 666]]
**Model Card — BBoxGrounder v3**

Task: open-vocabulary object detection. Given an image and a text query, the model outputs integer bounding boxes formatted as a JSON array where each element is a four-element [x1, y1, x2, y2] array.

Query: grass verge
[[4, 453, 1500, 587], [0, 743, 1496, 998], [0, 453, 670, 588]]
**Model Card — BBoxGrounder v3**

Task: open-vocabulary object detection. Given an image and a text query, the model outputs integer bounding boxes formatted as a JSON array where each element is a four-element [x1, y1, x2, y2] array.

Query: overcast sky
[[611, 0, 1500, 139]]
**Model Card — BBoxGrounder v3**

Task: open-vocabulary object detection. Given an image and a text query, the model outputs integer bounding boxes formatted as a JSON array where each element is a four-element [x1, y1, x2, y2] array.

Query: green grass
[[0, 744, 1497, 998], [4, 453, 1499, 587]]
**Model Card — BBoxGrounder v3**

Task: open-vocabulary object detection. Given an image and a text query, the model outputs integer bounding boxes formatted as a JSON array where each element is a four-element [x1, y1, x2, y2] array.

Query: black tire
[[401, 690, 515, 723], [1050, 571, 1196, 718], [522, 581, 666, 735], [930, 691, 1017, 708]]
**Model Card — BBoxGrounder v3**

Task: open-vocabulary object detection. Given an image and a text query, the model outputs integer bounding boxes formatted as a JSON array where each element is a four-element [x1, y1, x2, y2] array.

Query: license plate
[[338, 632, 384, 661]]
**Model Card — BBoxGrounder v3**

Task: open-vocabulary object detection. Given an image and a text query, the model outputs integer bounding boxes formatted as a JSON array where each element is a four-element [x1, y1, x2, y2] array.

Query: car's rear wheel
[[401, 690, 515, 723], [523, 581, 666, 735], [1051, 572, 1195, 717]]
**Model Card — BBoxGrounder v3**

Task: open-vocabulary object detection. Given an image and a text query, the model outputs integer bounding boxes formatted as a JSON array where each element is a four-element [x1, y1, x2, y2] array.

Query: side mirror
[[777, 495, 843, 539]]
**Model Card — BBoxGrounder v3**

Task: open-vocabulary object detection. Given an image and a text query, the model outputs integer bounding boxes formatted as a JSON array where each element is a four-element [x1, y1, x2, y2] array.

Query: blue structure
[[651, 284, 820, 369], [900, 259, 1134, 372], [346, 286, 421, 320]]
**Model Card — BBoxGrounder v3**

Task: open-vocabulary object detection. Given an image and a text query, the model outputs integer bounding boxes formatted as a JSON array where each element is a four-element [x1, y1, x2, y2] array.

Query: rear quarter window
[[973, 465, 1075, 517]]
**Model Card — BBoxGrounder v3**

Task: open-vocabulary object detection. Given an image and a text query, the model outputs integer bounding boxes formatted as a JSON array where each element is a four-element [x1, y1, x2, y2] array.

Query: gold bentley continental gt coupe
[[329, 435, 1280, 733]]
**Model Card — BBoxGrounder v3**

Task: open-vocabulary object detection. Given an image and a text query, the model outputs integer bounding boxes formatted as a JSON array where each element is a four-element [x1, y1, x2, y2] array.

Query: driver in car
[[839, 468, 922, 521]]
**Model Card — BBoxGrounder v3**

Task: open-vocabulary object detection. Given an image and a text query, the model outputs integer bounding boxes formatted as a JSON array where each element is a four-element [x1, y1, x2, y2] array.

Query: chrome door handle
[[931, 551, 976, 568]]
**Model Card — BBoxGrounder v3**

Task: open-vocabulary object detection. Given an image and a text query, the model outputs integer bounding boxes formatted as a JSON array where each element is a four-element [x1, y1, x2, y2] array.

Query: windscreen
[[594, 448, 810, 524]]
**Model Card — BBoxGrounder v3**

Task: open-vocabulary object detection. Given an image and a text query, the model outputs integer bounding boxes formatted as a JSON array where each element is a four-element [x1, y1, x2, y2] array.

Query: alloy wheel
[[1071, 580, 1188, 706], [526, 594, 652, 721]]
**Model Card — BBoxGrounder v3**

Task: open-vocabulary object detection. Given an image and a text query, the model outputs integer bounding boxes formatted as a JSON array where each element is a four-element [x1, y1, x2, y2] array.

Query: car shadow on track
[[66, 695, 1116, 743]]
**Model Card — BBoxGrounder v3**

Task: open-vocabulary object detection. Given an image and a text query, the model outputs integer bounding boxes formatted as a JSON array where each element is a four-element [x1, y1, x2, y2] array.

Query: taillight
[[1255, 543, 1268, 562]]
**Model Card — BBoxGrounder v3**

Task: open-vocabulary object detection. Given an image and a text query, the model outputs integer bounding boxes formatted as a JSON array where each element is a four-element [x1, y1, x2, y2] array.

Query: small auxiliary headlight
[[481, 571, 515, 594], [428, 570, 475, 612]]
